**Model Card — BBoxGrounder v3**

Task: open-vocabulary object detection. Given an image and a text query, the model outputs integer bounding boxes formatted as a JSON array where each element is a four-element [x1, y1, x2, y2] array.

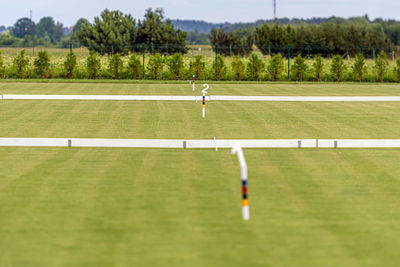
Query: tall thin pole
[[273, 0, 276, 21]]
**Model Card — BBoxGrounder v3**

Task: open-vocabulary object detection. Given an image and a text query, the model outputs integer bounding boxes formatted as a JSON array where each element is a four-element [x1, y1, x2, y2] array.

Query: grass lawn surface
[[1, 82, 400, 266]]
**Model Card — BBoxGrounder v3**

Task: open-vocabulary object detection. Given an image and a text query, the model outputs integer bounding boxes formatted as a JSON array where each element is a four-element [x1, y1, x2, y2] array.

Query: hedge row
[[0, 50, 400, 82]]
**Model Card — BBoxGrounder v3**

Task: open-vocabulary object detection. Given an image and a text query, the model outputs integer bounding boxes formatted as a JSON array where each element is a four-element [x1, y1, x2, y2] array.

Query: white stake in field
[[232, 144, 249, 221], [202, 84, 209, 118], [192, 75, 195, 91]]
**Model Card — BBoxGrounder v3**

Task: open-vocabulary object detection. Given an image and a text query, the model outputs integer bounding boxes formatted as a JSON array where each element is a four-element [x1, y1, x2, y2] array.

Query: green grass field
[[1, 82, 400, 266]]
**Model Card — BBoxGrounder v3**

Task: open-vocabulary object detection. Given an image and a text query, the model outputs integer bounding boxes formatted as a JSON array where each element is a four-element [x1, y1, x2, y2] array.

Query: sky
[[1, 0, 400, 27]]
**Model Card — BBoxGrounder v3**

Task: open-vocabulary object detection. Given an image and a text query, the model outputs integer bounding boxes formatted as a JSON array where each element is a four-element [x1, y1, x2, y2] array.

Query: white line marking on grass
[[0, 138, 317, 148], [2, 138, 400, 148], [2, 95, 203, 101], [318, 139, 400, 148], [3, 95, 400, 102]]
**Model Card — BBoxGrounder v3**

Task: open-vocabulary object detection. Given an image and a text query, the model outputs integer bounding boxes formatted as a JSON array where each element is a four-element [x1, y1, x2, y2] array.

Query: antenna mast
[[273, 0, 276, 20]]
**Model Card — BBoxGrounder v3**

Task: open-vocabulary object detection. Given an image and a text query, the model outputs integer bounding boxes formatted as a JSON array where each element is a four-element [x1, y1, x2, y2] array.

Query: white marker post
[[232, 144, 249, 221], [202, 84, 209, 118], [192, 75, 195, 91]]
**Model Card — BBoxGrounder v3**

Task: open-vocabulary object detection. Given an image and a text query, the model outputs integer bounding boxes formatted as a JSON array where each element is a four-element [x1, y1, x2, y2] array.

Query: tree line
[[209, 20, 399, 58], [1, 10, 400, 57]]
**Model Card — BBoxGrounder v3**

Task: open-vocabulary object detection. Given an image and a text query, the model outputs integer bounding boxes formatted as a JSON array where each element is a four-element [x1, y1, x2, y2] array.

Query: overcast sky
[[1, 0, 400, 27]]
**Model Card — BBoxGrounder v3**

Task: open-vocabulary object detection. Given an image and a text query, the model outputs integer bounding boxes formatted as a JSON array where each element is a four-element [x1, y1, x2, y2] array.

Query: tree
[[78, 9, 137, 55], [267, 54, 284, 81], [70, 18, 90, 46], [189, 55, 206, 80], [352, 53, 367, 82], [211, 55, 227, 80], [137, 8, 187, 54], [330, 55, 346, 81], [11, 18, 35, 38], [63, 52, 77, 79], [0, 50, 4, 78], [292, 54, 308, 81], [86, 50, 101, 79], [12, 50, 29, 78], [33, 51, 50, 78], [395, 58, 400, 82], [127, 54, 143, 79], [312, 55, 324, 81], [109, 53, 124, 79], [147, 53, 163, 80], [166, 53, 184, 80], [231, 55, 245, 81], [246, 53, 265, 81], [374, 52, 388, 82], [36, 17, 64, 43], [209, 27, 253, 56]]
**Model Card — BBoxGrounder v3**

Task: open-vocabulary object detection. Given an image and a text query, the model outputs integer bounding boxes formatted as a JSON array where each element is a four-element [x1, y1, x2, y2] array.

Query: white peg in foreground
[[232, 144, 249, 221]]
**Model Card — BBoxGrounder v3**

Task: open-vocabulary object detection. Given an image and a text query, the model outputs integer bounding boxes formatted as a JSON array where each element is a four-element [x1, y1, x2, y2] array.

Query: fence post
[[111, 45, 114, 56], [69, 43, 73, 53], [142, 44, 145, 79], [229, 44, 232, 57], [373, 49, 376, 60], [287, 45, 291, 80]]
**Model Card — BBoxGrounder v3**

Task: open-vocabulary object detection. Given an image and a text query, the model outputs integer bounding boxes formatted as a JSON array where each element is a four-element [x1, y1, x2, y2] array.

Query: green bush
[[147, 53, 163, 80], [63, 52, 77, 79], [267, 54, 284, 81], [211, 55, 227, 80], [86, 51, 101, 79], [13, 50, 29, 78], [109, 53, 124, 79], [374, 52, 388, 82], [189, 55, 206, 80], [312, 55, 324, 81], [127, 54, 143, 79], [246, 53, 265, 81], [231, 55, 245, 81], [0, 50, 4, 78], [394, 59, 400, 82], [292, 54, 308, 81], [330, 55, 346, 82], [167, 53, 184, 80], [33, 51, 50, 78], [352, 53, 367, 82]]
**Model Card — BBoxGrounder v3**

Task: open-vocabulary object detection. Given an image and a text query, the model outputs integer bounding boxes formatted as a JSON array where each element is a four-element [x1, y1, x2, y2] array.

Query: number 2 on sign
[[202, 84, 209, 94], [201, 84, 209, 118]]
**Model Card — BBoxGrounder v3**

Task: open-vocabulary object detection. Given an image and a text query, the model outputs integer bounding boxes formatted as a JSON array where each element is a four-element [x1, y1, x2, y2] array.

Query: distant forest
[[173, 15, 400, 46], [171, 15, 400, 33]]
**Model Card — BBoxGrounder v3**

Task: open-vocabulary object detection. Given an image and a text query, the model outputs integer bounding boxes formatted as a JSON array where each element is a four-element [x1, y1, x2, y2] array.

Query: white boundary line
[[3, 95, 400, 102], [2, 138, 400, 148], [319, 139, 400, 148], [0, 138, 315, 148]]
